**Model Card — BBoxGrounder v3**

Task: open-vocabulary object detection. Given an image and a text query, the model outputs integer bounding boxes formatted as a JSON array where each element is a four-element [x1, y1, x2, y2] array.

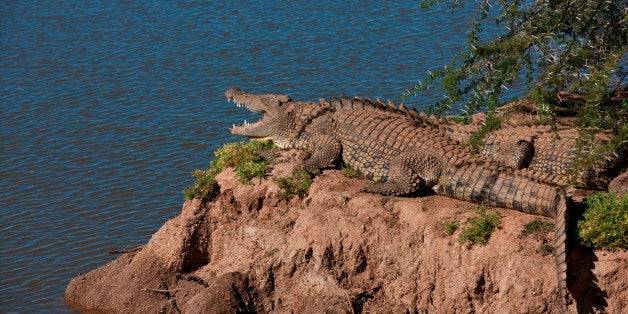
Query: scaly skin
[[441, 122, 625, 190], [226, 88, 609, 310]]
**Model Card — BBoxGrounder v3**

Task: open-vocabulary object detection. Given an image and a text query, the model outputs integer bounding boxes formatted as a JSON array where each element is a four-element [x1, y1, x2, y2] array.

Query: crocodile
[[430, 110, 626, 190], [225, 87, 624, 310]]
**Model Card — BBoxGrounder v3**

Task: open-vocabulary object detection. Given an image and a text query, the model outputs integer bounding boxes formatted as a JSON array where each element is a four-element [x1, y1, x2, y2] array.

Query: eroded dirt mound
[[65, 152, 627, 313]]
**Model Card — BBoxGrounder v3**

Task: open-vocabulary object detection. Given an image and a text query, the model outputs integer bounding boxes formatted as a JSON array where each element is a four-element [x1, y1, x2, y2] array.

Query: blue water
[[1, 1, 484, 312]]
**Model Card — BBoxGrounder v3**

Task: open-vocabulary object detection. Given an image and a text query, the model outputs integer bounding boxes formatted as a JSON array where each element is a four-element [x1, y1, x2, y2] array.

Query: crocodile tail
[[436, 163, 560, 217], [554, 190, 569, 311]]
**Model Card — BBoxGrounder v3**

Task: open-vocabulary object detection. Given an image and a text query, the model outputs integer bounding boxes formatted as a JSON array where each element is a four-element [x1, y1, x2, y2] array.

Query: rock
[[609, 171, 628, 196], [181, 272, 255, 313], [65, 153, 628, 313]]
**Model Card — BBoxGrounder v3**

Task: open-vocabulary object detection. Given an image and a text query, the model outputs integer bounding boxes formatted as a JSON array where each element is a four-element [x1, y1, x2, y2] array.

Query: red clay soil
[[65, 151, 627, 313]]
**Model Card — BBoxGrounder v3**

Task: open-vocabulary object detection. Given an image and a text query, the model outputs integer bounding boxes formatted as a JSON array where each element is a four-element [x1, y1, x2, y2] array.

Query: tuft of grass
[[265, 247, 280, 257], [444, 219, 460, 235], [578, 192, 628, 251], [521, 218, 554, 239], [183, 140, 275, 200], [445, 114, 470, 124], [273, 169, 316, 199], [459, 205, 501, 246], [537, 242, 554, 256], [520, 218, 555, 256], [342, 165, 361, 178]]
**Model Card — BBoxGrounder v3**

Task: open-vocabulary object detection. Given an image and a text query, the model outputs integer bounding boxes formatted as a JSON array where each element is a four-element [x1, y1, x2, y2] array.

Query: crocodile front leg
[[301, 140, 342, 172], [362, 151, 442, 195]]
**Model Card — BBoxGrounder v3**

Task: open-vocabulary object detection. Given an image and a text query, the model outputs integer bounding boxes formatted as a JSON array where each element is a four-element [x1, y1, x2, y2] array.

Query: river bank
[[65, 150, 627, 313]]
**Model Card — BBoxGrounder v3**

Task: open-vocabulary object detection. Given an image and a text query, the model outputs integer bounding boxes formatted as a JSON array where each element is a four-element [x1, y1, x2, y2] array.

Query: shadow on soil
[[566, 202, 607, 313]]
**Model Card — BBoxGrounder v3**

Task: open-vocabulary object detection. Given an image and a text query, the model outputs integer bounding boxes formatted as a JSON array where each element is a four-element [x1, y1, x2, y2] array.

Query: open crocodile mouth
[[227, 96, 272, 138]]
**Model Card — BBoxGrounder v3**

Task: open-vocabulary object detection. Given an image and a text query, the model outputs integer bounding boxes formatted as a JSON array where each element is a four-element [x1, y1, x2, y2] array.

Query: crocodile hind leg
[[481, 139, 534, 169], [362, 152, 442, 195]]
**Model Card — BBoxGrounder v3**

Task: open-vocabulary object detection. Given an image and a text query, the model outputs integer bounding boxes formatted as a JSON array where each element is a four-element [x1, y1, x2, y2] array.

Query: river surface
[[2, 1, 491, 312]]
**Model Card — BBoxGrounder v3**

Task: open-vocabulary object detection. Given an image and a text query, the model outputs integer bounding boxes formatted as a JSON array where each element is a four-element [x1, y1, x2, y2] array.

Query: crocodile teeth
[[232, 100, 249, 109], [232, 119, 262, 128]]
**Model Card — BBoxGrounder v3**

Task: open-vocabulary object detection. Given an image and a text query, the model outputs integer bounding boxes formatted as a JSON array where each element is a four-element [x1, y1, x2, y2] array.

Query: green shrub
[[213, 140, 274, 173], [273, 169, 315, 199], [405, 0, 627, 136], [183, 140, 274, 200], [578, 192, 628, 251], [444, 219, 460, 235], [459, 205, 501, 246], [235, 160, 268, 184], [183, 169, 219, 201], [404, 1, 627, 178]]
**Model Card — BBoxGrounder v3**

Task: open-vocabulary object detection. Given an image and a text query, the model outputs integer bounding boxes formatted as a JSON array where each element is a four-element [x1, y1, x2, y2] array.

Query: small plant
[[521, 218, 555, 239], [265, 247, 280, 257], [273, 169, 316, 199], [578, 192, 628, 251], [444, 219, 460, 235], [537, 242, 554, 256], [520, 218, 556, 255], [338, 192, 349, 204], [183, 140, 275, 200], [459, 205, 501, 246], [445, 115, 469, 124], [342, 165, 362, 178], [521, 218, 556, 255]]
